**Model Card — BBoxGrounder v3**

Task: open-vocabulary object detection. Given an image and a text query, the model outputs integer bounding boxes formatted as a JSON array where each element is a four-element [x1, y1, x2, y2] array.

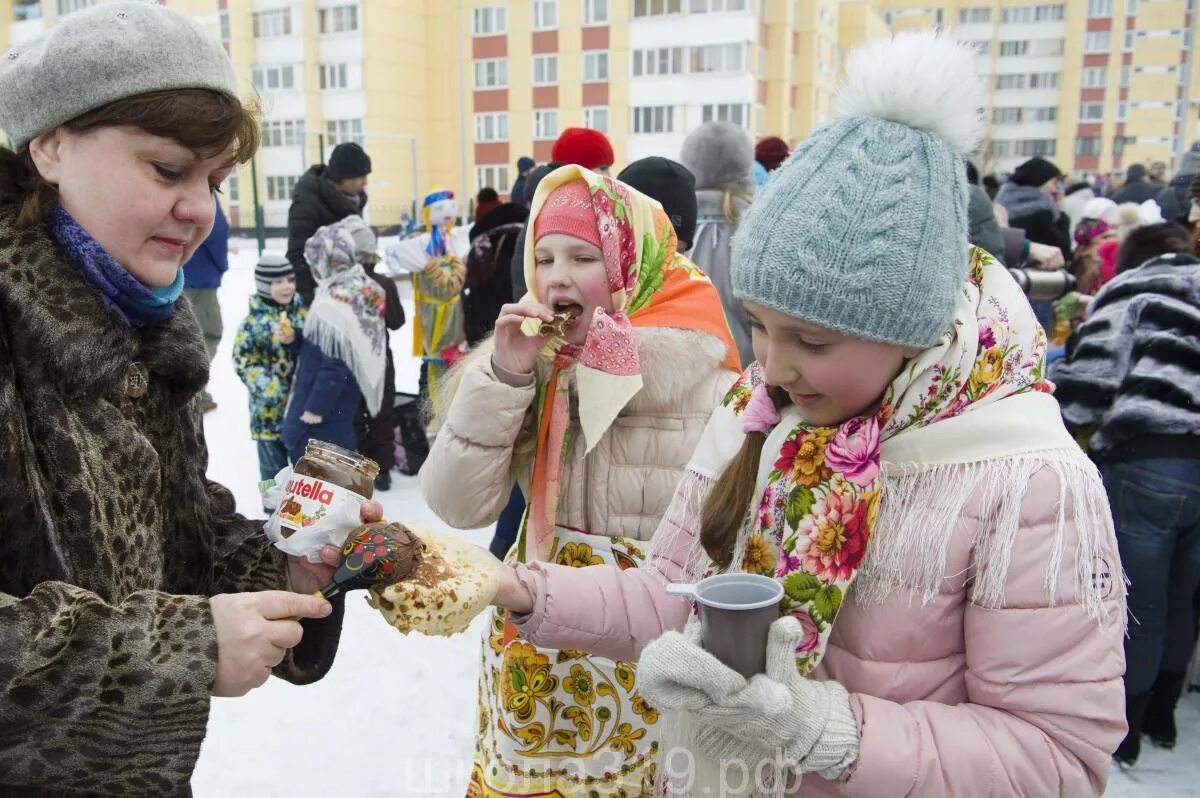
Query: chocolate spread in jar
[[277, 440, 378, 539]]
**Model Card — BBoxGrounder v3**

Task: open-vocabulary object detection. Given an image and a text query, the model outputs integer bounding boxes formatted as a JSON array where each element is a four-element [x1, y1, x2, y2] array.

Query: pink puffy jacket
[[513, 465, 1127, 796]]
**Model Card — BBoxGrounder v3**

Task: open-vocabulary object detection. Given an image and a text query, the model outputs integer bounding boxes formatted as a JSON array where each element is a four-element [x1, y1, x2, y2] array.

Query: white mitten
[[638, 616, 859, 779]]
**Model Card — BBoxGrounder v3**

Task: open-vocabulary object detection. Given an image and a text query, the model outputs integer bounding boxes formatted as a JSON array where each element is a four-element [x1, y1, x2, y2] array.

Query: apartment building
[[882, 0, 1199, 177], [3, 0, 1196, 226]]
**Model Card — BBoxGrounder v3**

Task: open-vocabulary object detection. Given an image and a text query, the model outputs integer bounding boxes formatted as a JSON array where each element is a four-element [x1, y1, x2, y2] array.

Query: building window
[[253, 9, 292, 37], [319, 63, 350, 90], [319, 5, 359, 34], [995, 74, 1028, 90], [584, 0, 609, 24], [1117, 102, 1128, 120], [1120, 66, 1131, 86], [988, 140, 1014, 158], [1079, 102, 1105, 120], [1029, 72, 1059, 88], [1081, 66, 1108, 88], [1030, 106, 1058, 122], [251, 64, 298, 92], [1001, 6, 1033, 23], [1018, 139, 1056, 157], [474, 112, 509, 142], [533, 54, 559, 85], [475, 165, 511, 195], [219, 11, 231, 42], [474, 58, 509, 89], [958, 6, 991, 23], [473, 6, 507, 34], [633, 0, 683, 16], [326, 119, 364, 146], [261, 119, 305, 147], [633, 47, 685, 76], [1076, 137, 1101, 156], [690, 43, 745, 73], [583, 51, 610, 82], [533, 0, 558, 29], [632, 105, 674, 134], [533, 109, 559, 140], [1035, 4, 1064, 20], [223, 174, 239, 203], [999, 40, 1029, 57], [1032, 38, 1065, 56], [993, 107, 1023, 123], [1124, 31, 1134, 51], [702, 103, 749, 127], [583, 106, 609, 133], [689, 0, 749, 11], [57, 0, 94, 15], [965, 40, 991, 56], [1084, 31, 1111, 53], [266, 175, 300, 202], [1087, 0, 1113, 15]]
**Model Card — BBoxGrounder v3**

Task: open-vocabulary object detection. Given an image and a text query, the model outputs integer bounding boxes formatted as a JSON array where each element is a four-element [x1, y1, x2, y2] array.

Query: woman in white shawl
[[281, 217, 387, 463]]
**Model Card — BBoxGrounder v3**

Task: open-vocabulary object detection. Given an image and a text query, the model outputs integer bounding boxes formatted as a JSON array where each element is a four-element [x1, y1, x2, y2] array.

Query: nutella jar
[[266, 440, 378, 560]]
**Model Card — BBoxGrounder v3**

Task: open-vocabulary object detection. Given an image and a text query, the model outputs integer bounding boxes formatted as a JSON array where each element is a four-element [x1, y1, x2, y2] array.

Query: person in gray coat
[[679, 121, 756, 367]]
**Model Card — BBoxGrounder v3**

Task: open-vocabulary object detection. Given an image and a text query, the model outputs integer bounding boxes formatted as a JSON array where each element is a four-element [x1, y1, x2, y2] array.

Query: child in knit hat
[[233, 254, 307, 486], [419, 165, 740, 797], [488, 31, 1126, 797]]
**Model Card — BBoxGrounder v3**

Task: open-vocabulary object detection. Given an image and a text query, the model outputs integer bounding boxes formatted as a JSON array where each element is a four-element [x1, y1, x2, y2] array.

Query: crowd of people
[[0, 4, 1197, 797]]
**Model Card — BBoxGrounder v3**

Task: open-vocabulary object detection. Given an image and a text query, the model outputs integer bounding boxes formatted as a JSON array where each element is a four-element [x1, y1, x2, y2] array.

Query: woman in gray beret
[[0, 4, 380, 795]]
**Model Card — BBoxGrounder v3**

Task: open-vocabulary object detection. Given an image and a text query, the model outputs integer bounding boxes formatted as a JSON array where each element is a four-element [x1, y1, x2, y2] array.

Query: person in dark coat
[[1110, 164, 1164, 205], [510, 155, 535, 207], [996, 156, 1072, 331], [509, 162, 562, 299], [286, 142, 372, 304], [0, 5, 381, 795], [464, 201, 527, 347], [1157, 140, 1200, 222], [182, 200, 229, 410]]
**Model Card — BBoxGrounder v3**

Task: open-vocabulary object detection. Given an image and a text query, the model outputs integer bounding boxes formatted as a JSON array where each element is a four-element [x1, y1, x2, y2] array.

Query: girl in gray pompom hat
[[0, 5, 378, 795], [490, 30, 1126, 797]]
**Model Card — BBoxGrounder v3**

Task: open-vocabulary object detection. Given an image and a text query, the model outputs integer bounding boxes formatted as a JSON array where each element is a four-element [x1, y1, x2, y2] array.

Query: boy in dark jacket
[[182, 201, 230, 410]]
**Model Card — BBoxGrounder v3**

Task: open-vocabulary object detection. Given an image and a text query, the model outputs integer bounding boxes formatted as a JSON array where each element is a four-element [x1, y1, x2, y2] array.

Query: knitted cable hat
[[732, 30, 984, 348], [254, 253, 293, 300]]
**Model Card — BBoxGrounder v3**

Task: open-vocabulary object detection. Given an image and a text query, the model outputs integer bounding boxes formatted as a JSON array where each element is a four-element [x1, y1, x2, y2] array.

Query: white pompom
[[835, 30, 984, 156]]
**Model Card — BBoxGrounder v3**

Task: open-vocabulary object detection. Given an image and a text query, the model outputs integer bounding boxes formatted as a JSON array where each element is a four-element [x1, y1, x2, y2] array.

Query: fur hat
[[0, 2, 237, 152], [681, 122, 755, 195], [618, 157, 699, 250], [551, 127, 614, 170]]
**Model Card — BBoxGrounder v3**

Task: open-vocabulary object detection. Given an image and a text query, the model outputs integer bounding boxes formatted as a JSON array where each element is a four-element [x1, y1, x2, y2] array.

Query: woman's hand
[[210, 591, 332, 697], [493, 302, 555, 375], [493, 564, 534, 614], [300, 411, 323, 424], [286, 500, 385, 595]]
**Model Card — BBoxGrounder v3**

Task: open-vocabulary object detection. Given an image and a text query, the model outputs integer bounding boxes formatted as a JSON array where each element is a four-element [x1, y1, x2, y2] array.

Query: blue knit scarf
[[48, 206, 185, 328]]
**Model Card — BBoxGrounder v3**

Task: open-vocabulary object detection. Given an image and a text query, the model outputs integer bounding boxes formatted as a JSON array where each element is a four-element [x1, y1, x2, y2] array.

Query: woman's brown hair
[[700, 386, 787, 568], [0, 89, 260, 227]]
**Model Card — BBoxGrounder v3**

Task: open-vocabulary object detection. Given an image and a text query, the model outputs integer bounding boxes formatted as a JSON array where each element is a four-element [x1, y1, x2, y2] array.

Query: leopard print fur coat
[[0, 207, 345, 797]]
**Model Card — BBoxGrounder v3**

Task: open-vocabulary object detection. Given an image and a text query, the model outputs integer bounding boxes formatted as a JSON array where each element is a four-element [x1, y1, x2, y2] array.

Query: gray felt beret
[[0, 2, 238, 152]]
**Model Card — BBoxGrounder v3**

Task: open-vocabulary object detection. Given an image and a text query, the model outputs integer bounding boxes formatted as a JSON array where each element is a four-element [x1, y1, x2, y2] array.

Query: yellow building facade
[[3, 0, 1197, 227]]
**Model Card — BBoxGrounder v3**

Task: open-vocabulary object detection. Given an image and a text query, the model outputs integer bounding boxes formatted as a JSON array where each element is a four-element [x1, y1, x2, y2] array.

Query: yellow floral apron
[[470, 527, 659, 798]]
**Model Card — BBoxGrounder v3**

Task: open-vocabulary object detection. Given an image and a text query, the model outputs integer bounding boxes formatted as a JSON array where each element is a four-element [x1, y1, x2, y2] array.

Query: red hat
[[755, 136, 790, 172], [535, 180, 601, 248], [551, 127, 615, 171]]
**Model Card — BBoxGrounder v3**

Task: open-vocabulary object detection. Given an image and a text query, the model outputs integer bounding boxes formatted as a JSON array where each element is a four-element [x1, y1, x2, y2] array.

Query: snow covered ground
[[191, 240, 1200, 797]]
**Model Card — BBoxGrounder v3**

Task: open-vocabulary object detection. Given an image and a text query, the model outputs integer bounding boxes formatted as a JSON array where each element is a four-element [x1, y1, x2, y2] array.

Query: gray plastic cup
[[667, 573, 784, 679]]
